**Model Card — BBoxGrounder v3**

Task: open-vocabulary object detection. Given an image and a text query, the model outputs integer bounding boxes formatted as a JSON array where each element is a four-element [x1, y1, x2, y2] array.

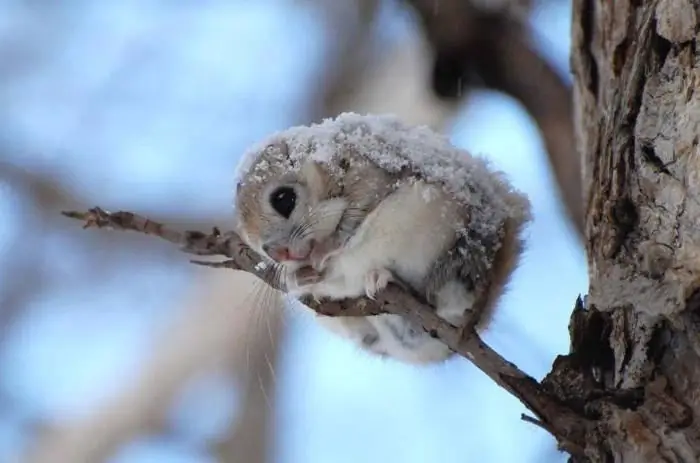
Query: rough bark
[[564, 0, 700, 460]]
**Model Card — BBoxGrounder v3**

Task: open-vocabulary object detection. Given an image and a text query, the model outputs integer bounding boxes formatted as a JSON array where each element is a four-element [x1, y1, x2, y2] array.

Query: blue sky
[[0, 1, 585, 462]]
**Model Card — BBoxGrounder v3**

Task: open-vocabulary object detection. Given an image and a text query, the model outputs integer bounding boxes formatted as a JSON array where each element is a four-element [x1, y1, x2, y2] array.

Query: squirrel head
[[234, 142, 347, 267]]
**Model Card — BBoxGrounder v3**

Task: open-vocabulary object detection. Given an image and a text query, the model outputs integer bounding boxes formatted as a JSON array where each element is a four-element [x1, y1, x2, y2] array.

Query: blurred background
[[0, 0, 587, 462]]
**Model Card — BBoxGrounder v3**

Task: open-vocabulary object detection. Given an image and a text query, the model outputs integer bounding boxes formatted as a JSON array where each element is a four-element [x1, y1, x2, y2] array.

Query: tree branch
[[61, 206, 590, 455]]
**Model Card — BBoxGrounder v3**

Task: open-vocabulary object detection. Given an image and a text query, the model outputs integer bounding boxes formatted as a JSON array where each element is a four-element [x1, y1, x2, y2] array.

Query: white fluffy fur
[[297, 180, 473, 364]]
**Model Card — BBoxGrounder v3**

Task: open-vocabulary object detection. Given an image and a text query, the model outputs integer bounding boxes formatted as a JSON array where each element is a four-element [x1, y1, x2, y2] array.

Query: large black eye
[[269, 186, 297, 218]]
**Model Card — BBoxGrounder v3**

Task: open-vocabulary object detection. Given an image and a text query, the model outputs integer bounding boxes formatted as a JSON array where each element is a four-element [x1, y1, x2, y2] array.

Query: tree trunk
[[565, 0, 700, 460]]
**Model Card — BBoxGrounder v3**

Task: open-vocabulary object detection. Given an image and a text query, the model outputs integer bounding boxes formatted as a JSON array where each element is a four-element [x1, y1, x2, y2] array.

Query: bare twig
[[61, 207, 590, 453], [403, 0, 583, 238]]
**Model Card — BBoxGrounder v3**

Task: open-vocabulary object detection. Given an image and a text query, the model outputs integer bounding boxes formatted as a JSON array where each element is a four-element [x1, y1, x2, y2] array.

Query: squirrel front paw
[[309, 237, 343, 271], [286, 265, 324, 298], [364, 268, 392, 300]]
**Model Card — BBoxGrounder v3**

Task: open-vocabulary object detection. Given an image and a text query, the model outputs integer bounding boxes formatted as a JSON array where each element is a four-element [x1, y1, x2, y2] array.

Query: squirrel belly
[[307, 180, 475, 364], [309, 180, 461, 300]]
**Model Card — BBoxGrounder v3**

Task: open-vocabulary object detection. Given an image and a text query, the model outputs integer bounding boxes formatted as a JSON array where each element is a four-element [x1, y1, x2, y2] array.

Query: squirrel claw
[[364, 268, 392, 300]]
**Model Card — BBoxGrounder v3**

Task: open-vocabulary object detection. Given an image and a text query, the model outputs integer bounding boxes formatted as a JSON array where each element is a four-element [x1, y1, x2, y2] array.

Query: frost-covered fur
[[233, 113, 531, 365]]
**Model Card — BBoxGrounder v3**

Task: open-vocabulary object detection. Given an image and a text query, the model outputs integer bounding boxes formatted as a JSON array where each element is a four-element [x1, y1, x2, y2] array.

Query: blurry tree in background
[[0, 1, 581, 462]]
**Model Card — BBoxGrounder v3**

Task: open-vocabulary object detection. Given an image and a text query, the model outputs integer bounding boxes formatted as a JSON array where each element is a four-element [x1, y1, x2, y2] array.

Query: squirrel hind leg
[[432, 280, 477, 325], [368, 314, 453, 364], [424, 217, 526, 334], [423, 242, 482, 327]]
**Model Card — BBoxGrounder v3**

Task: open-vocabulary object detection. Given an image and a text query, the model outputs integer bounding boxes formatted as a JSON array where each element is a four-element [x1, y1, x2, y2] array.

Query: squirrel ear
[[301, 161, 329, 200]]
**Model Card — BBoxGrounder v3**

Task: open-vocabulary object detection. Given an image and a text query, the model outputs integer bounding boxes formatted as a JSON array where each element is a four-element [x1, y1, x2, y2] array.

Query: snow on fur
[[234, 112, 532, 251]]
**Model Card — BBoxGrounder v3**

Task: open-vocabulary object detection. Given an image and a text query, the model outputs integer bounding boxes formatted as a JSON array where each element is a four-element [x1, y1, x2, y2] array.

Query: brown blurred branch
[[60, 207, 592, 455], [214, 304, 283, 463], [315, 0, 381, 115], [0, 161, 84, 341], [404, 0, 583, 238], [26, 267, 280, 463]]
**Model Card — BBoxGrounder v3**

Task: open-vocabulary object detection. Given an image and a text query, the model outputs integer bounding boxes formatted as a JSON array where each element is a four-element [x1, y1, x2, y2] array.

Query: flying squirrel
[[233, 113, 532, 364]]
